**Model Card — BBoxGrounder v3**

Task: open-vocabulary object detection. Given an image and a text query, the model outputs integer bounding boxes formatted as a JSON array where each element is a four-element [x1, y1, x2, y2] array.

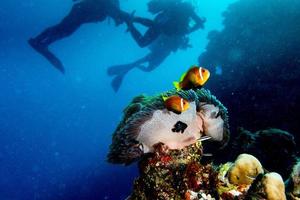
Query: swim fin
[[107, 63, 135, 76], [28, 38, 65, 74], [111, 74, 125, 92], [108, 63, 141, 91]]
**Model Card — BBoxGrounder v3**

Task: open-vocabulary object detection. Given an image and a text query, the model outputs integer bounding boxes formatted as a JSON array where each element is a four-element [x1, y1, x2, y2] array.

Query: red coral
[[185, 191, 191, 200], [160, 155, 172, 164], [185, 162, 202, 191]]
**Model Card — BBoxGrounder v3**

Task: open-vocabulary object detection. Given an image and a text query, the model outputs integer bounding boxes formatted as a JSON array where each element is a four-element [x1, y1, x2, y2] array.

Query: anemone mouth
[[137, 102, 203, 151]]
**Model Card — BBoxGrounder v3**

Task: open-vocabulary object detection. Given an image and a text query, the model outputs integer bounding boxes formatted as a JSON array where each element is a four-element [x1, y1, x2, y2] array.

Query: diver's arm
[[188, 11, 206, 33]]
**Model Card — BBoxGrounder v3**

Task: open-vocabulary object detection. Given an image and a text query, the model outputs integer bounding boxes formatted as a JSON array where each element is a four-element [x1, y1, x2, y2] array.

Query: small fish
[[162, 95, 190, 114], [173, 66, 210, 90]]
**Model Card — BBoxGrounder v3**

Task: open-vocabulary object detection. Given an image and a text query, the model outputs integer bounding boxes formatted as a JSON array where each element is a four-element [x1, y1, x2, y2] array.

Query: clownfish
[[162, 95, 190, 114], [173, 66, 210, 90]]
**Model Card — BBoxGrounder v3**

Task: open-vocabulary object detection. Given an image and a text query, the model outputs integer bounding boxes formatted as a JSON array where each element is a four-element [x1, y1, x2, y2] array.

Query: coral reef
[[198, 0, 300, 148], [107, 76, 297, 199], [226, 128, 297, 179], [127, 142, 286, 200]]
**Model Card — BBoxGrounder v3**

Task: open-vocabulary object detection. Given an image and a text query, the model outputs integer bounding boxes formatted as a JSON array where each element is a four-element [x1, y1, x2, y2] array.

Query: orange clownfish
[[162, 95, 190, 114], [173, 66, 210, 90]]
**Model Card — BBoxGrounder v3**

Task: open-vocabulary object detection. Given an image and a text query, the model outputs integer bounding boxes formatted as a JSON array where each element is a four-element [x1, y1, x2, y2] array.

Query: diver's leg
[[28, 17, 79, 73], [28, 38, 65, 73], [137, 50, 170, 72], [33, 22, 80, 47], [32, 4, 83, 46], [28, 12, 81, 73], [126, 22, 160, 48], [109, 51, 168, 92], [107, 55, 149, 76], [107, 56, 148, 92], [28, 4, 85, 73]]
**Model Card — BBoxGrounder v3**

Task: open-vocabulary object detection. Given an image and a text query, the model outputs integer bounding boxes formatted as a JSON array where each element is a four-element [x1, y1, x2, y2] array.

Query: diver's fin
[[28, 38, 65, 74], [108, 62, 138, 92], [111, 74, 125, 92], [173, 81, 181, 90], [44, 51, 65, 74], [107, 63, 135, 76]]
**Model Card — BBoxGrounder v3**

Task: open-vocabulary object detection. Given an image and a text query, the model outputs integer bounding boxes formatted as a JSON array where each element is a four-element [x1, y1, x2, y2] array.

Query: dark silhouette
[[28, 0, 128, 73], [198, 0, 300, 152], [107, 0, 205, 91]]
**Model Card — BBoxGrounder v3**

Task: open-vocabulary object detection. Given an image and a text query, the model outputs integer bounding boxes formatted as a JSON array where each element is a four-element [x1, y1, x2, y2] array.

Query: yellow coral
[[262, 172, 286, 200], [228, 154, 264, 185]]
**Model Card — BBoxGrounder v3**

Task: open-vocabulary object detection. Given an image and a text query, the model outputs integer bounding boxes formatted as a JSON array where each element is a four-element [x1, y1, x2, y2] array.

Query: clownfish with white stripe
[[162, 95, 190, 114], [173, 66, 210, 90]]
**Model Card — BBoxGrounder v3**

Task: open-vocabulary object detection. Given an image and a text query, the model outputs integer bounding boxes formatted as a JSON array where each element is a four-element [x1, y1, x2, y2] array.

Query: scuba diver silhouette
[[107, 0, 206, 91], [28, 0, 128, 73]]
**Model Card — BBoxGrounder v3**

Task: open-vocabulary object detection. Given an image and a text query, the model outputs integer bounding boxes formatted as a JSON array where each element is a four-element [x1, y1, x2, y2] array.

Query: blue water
[[1, 0, 236, 199]]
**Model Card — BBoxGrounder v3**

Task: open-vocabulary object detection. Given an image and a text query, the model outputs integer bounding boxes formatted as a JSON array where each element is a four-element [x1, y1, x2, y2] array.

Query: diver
[[28, 0, 128, 73], [107, 0, 206, 91], [126, 0, 205, 48]]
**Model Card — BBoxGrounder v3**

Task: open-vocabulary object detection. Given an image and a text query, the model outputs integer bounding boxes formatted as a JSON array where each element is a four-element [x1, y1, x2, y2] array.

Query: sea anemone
[[107, 89, 229, 165]]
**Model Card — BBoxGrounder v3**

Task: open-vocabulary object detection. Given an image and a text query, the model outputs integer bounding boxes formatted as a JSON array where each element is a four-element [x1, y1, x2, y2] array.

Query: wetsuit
[[33, 0, 120, 46], [29, 0, 126, 73], [127, 1, 204, 48]]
